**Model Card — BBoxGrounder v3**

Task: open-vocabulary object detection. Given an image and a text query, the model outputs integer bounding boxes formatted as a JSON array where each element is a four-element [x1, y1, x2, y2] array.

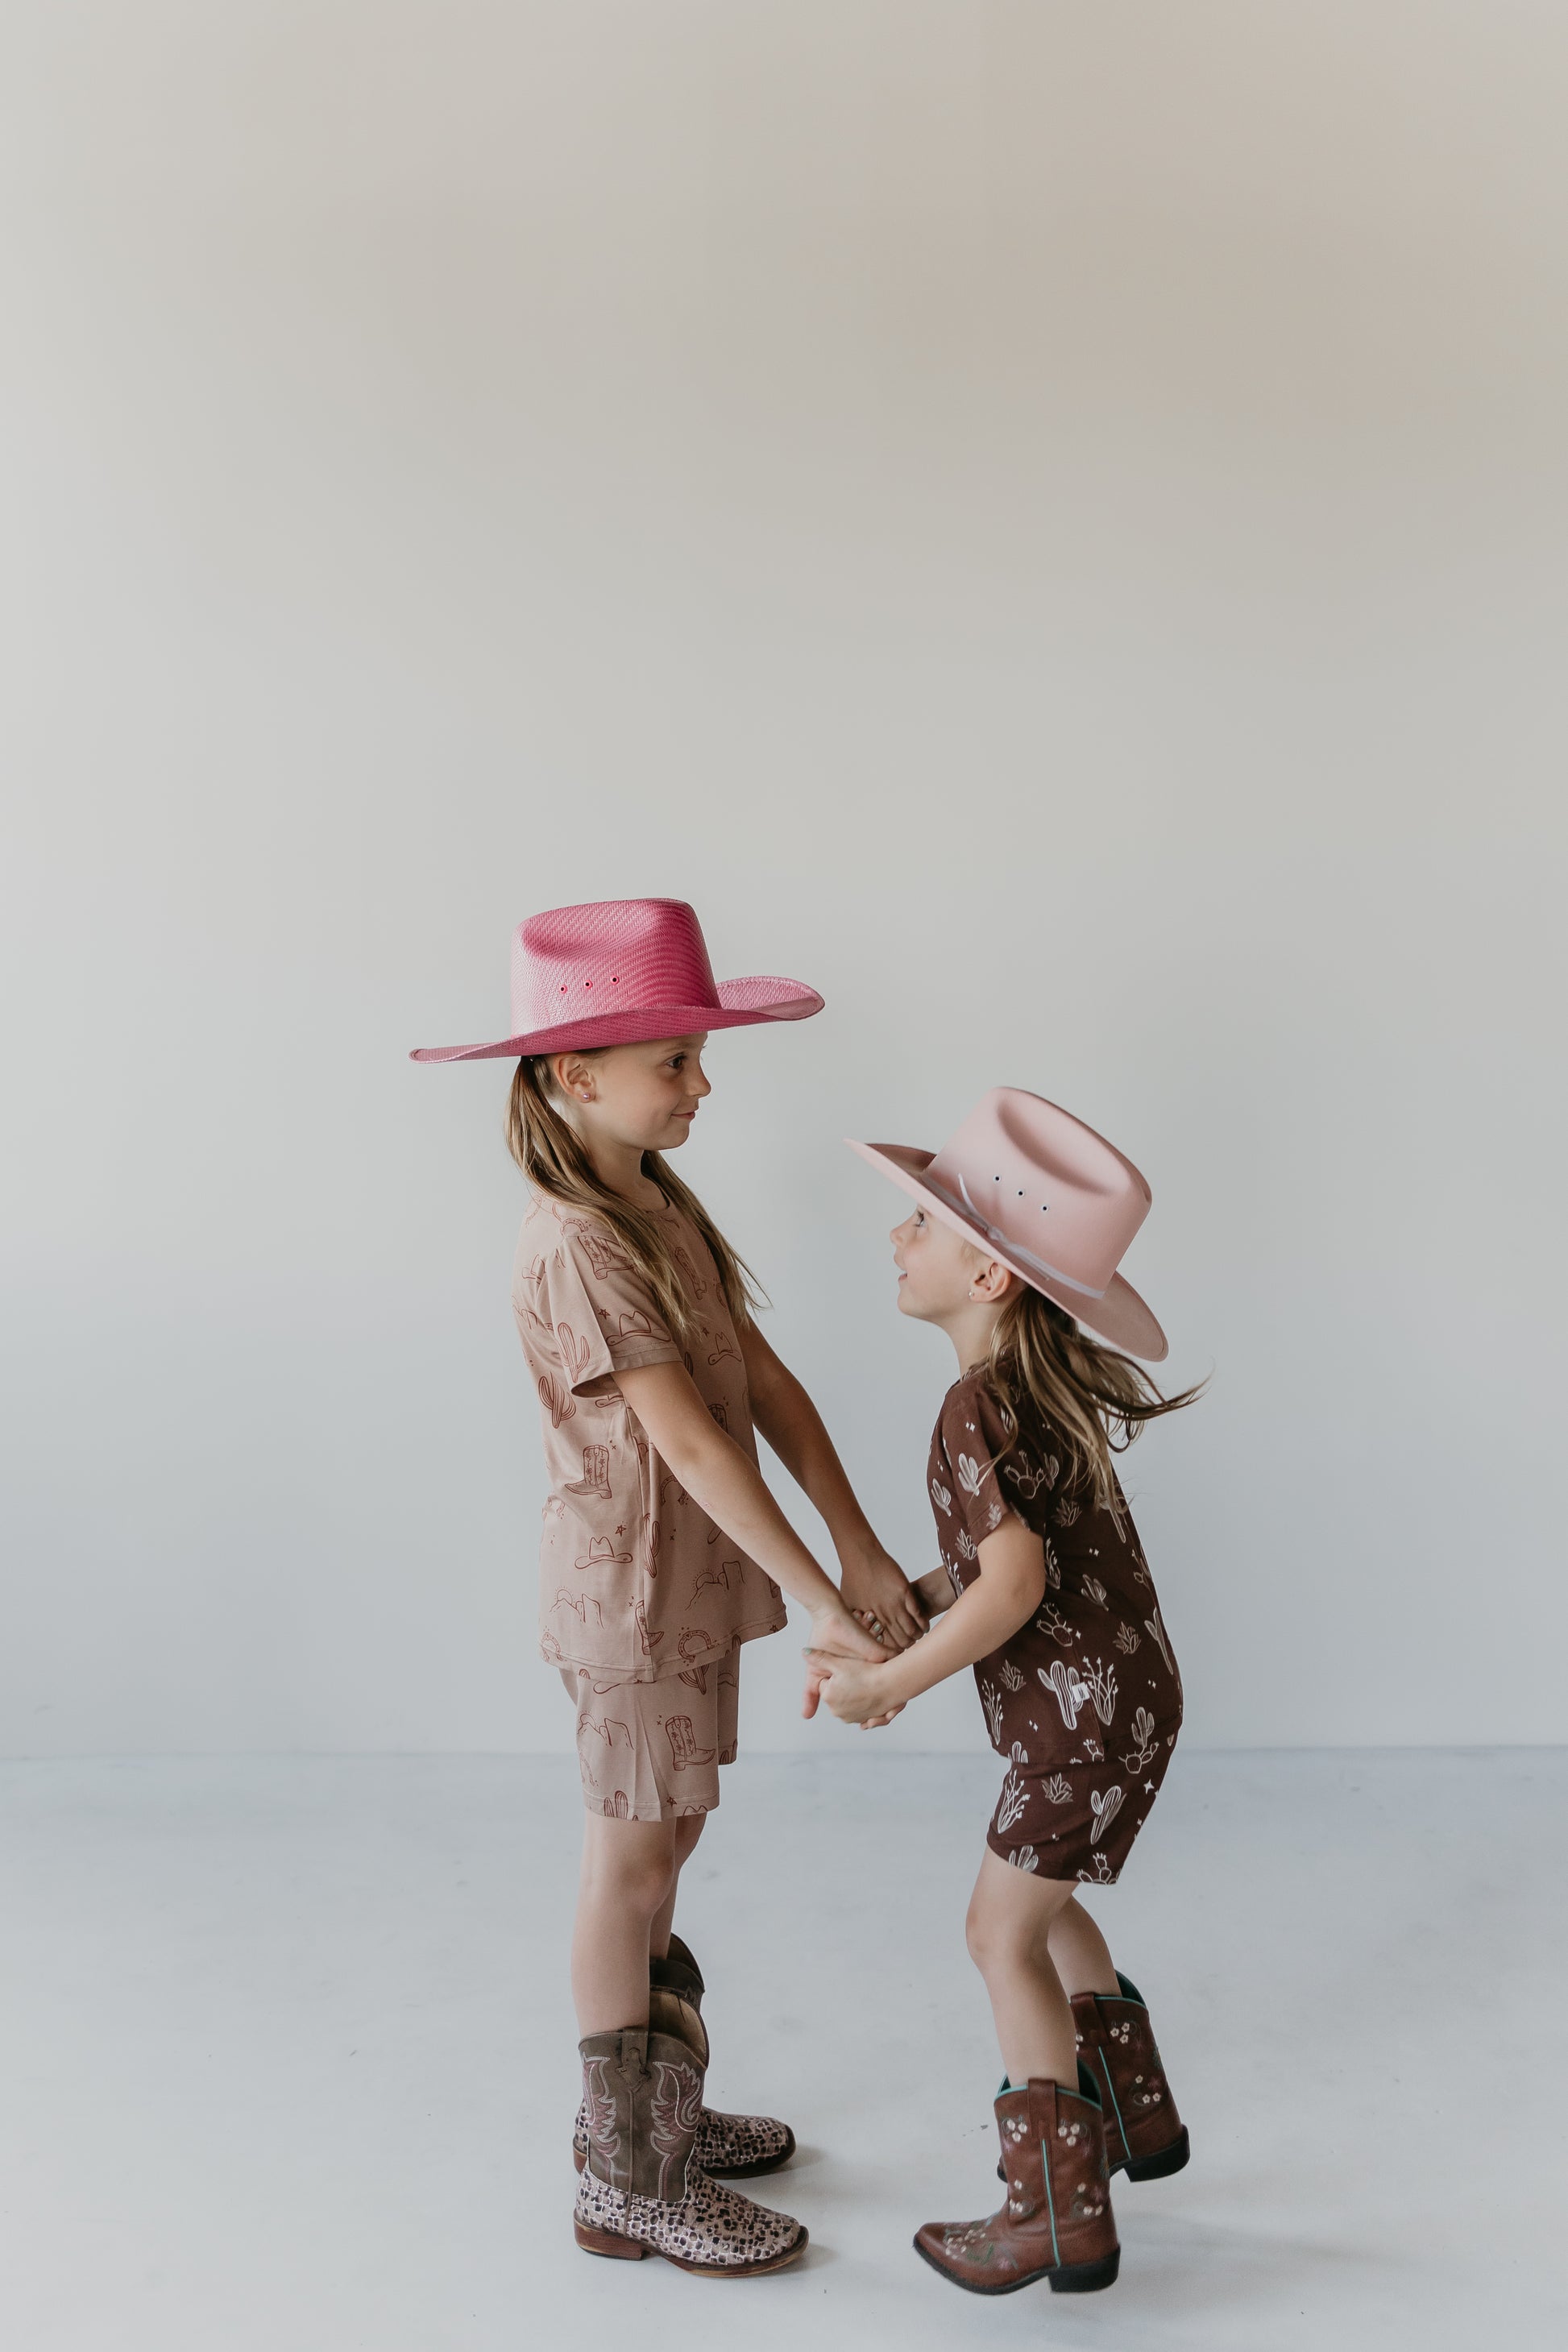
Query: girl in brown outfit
[[810, 1088, 1201, 2298]]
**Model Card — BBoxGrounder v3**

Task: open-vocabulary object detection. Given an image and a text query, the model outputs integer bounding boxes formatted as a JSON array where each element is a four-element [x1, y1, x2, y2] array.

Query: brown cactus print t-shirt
[[930, 1370, 1183, 1885], [512, 1188, 786, 1687]]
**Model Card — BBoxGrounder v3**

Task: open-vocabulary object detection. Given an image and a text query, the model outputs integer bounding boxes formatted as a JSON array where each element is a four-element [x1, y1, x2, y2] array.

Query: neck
[[580, 1128, 663, 1209], [936, 1299, 1005, 1375]]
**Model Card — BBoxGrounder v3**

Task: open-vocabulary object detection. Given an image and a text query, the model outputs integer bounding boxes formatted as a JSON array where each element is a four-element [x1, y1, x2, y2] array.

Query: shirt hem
[[542, 1611, 788, 1684]]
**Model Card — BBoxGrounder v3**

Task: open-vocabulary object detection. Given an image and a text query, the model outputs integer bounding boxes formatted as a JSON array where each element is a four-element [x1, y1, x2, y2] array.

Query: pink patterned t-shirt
[[512, 1188, 787, 1686]]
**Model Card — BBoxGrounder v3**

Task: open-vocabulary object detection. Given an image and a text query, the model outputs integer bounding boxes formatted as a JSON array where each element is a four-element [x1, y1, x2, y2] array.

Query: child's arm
[[805, 1518, 1045, 1725], [739, 1321, 927, 1649], [911, 1566, 958, 1618], [616, 1359, 893, 1668]]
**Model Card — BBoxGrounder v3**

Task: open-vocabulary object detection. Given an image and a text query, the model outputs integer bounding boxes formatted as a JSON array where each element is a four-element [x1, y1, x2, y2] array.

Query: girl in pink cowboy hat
[[413, 898, 920, 2276], [808, 1087, 1202, 2300]]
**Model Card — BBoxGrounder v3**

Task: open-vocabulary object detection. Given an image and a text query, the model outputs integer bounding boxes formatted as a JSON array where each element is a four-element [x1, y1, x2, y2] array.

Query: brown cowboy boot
[[573, 1935, 795, 2180], [915, 2068, 1119, 2296], [1072, 1972, 1189, 2180], [574, 1988, 807, 2275]]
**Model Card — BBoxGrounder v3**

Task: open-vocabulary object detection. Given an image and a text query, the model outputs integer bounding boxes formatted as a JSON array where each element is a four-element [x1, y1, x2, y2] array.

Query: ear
[[552, 1052, 597, 1104], [971, 1255, 1015, 1302]]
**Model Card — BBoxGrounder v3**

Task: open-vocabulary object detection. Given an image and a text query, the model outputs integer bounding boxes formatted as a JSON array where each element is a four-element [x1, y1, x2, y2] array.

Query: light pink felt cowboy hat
[[410, 898, 823, 1063], [847, 1086, 1168, 1361]]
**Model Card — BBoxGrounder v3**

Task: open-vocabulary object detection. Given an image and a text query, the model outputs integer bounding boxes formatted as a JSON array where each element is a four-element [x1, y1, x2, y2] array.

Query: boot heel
[[1049, 2247, 1121, 2294], [1124, 2126, 1189, 2183], [575, 2219, 647, 2260]]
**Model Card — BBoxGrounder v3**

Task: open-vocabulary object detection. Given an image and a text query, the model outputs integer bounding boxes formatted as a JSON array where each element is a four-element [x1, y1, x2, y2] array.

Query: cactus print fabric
[[513, 1189, 786, 1693], [930, 1372, 1182, 1884]]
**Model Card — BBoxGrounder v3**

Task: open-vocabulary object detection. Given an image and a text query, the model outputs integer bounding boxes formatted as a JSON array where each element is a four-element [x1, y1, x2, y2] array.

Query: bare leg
[[965, 1850, 1081, 2088], [1047, 1893, 1122, 2000], [572, 1813, 678, 2035], [649, 1812, 707, 1962]]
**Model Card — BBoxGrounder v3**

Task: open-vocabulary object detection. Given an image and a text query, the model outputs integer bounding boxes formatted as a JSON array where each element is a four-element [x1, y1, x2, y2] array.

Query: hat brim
[[847, 1138, 1168, 1363], [410, 977, 823, 1064]]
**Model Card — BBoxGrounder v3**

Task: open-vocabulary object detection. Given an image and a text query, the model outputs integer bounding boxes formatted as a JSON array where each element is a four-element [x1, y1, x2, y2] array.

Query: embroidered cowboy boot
[[1072, 1972, 1188, 2180], [574, 1991, 807, 2274], [915, 2068, 1118, 2296], [573, 1936, 796, 2179]]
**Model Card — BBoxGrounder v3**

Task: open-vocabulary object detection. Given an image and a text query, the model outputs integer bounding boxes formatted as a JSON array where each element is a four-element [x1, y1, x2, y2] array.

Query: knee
[[621, 1855, 676, 1922], [966, 1893, 1022, 1977], [587, 1840, 675, 1923]]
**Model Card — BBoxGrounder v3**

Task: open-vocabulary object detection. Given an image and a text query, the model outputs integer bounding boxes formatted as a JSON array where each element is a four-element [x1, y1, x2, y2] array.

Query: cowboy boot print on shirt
[[564, 1220, 633, 1284], [564, 1444, 613, 1498], [633, 1598, 666, 1656]]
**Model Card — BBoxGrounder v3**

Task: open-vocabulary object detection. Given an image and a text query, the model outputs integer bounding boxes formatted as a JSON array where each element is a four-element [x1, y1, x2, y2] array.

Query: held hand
[[807, 1601, 897, 1666], [838, 1541, 927, 1650], [802, 1636, 903, 1726], [803, 1649, 899, 1728]]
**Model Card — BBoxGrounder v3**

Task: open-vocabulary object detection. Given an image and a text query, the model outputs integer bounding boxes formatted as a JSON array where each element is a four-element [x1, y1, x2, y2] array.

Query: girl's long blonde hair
[[505, 1055, 761, 1344], [982, 1288, 1204, 1516]]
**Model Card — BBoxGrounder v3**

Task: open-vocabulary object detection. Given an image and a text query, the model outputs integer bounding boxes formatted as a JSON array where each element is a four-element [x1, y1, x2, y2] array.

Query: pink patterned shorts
[[560, 1645, 740, 1822]]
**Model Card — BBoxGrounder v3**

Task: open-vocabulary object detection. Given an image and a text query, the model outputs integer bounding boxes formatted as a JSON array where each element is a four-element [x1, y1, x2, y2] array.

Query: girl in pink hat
[[413, 898, 919, 2277], [809, 1087, 1201, 2300]]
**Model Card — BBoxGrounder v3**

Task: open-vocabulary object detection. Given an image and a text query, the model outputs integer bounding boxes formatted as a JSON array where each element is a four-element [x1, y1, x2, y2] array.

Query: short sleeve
[[540, 1215, 683, 1394], [939, 1379, 1023, 1550]]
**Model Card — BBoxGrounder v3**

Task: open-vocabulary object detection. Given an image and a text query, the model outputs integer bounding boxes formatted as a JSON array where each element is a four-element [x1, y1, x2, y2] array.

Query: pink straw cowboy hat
[[848, 1087, 1168, 1362], [409, 898, 823, 1063]]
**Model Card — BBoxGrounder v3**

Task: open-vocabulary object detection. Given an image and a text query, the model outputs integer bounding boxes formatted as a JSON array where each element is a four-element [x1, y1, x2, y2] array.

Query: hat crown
[[512, 899, 720, 1038], [926, 1088, 1152, 1296]]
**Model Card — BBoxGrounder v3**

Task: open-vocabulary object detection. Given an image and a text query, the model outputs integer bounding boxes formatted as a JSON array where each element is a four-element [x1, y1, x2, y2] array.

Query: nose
[[690, 1061, 711, 1098]]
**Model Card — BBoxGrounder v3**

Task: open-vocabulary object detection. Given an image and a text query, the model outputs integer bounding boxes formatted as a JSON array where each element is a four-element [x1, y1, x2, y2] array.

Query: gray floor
[[0, 1750, 1563, 2351]]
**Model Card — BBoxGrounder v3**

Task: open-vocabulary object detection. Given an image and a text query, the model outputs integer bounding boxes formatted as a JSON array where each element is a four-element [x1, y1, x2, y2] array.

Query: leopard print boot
[[572, 1936, 795, 2180], [1072, 1972, 1189, 2180], [915, 2068, 1119, 2296], [574, 1993, 807, 2275]]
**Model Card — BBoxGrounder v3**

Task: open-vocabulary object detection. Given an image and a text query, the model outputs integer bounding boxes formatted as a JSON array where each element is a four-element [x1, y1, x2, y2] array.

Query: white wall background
[[3, 2, 1565, 1757]]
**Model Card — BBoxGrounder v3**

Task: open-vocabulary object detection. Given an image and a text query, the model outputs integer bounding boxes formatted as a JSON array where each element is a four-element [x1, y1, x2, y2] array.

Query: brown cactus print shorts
[[561, 1645, 740, 1822]]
